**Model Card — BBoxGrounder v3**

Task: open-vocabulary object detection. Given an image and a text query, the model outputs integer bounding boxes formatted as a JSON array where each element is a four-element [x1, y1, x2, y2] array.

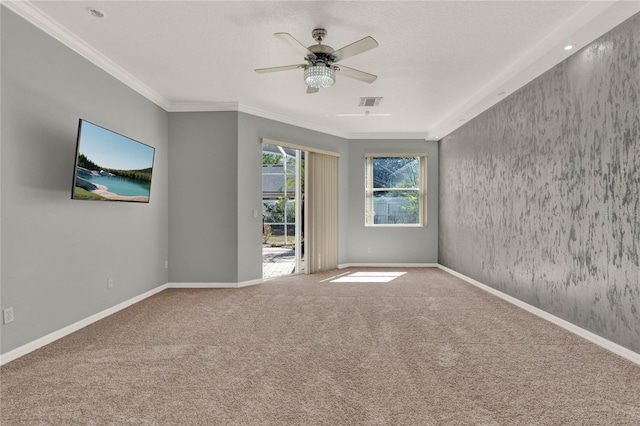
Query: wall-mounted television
[[71, 119, 155, 203]]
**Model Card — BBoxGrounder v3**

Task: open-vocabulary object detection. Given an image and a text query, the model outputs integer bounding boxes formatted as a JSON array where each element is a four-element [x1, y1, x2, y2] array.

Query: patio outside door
[[262, 143, 305, 278]]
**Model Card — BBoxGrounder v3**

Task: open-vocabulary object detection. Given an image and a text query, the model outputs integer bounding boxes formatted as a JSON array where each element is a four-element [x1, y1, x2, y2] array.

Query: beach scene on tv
[[73, 121, 155, 202]]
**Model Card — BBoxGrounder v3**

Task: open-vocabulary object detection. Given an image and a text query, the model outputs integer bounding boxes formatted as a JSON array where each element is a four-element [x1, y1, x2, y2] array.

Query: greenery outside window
[[365, 154, 426, 226]]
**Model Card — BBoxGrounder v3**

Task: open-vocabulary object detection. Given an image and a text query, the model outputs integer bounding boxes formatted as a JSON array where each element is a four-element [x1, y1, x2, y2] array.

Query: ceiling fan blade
[[274, 33, 317, 59], [306, 86, 319, 94], [335, 65, 377, 84], [255, 64, 306, 73], [331, 36, 378, 62]]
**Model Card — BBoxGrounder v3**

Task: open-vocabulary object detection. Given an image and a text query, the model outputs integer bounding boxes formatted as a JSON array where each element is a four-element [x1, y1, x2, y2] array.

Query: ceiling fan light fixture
[[304, 65, 335, 88]]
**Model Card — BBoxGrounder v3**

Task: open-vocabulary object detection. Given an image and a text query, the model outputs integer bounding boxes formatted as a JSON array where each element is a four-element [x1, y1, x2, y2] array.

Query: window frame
[[365, 153, 427, 227]]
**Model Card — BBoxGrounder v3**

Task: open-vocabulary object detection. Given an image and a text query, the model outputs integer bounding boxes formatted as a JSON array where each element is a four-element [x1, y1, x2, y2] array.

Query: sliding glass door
[[262, 143, 305, 278]]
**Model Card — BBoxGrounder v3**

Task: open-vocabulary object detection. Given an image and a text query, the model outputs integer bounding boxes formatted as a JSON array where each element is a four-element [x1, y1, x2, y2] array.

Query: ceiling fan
[[255, 28, 378, 94]]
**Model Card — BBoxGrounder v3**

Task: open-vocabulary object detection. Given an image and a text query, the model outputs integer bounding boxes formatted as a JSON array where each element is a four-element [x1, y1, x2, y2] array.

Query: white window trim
[[365, 154, 427, 227]]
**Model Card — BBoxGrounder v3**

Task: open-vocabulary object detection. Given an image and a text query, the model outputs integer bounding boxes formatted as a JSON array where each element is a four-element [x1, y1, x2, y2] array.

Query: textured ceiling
[[8, 1, 640, 139]]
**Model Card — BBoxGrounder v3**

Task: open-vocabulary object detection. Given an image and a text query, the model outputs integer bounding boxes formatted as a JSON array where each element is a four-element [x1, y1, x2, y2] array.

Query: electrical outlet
[[107, 277, 114, 289], [3, 307, 14, 324], [164, 260, 169, 269], [367, 247, 372, 253]]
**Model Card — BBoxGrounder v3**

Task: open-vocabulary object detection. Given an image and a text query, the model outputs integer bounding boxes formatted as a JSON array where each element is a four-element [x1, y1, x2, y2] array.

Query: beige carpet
[[1, 268, 639, 425]]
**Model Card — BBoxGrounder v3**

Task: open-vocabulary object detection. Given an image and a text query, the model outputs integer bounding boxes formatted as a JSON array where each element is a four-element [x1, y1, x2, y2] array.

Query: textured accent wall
[[439, 13, 639, 352]]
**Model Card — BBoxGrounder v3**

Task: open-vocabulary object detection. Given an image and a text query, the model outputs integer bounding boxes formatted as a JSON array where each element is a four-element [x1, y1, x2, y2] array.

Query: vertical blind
[[305, 152, 338, 273]]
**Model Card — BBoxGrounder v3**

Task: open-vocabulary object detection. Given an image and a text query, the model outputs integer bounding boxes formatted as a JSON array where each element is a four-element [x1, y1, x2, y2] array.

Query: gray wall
[[168, 112, 349, 284], [168, 112, 239, 283], [1, 8, 169, 354], [237, 113, 349, 282], [439, 13, 639, 352], [346, 140, 439, 264], [1, 5, 441, 358], [169, 112, 440, 283]]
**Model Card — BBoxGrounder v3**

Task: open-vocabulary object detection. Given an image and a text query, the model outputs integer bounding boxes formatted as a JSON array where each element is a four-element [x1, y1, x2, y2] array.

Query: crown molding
[[237, 103, 351, 139], [166, 102, 430, 140], [2, 1, 427, 141], [168, 101, 240, 112], [167, 101, 351, 138], [431, 0, 640, 140], [3, 0, 172, 110], [6, 1, 637, 142], [348, 132, 430, 141]]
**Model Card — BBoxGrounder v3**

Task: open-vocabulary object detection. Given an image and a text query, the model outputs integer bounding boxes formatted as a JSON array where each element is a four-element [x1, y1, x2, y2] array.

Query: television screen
[[72, 119, 155, 203]]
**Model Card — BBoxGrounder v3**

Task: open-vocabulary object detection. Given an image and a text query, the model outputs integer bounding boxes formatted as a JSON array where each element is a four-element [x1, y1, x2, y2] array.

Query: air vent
[[359, 97, 383, 107]]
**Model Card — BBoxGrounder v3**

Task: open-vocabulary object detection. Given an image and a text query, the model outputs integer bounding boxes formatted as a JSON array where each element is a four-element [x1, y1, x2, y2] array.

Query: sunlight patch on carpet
[[331, 271, 406, 283]]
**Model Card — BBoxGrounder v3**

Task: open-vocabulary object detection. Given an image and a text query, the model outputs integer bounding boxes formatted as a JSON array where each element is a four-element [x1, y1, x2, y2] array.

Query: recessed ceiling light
[[459, 118, 466, 122], [87, 7, 105, 18], [564, 44, 576, 51], [498, 91, 507, 97]]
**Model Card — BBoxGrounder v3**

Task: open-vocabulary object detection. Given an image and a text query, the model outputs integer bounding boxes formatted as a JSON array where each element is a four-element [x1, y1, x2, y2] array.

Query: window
[[365, 154, 426, 226]]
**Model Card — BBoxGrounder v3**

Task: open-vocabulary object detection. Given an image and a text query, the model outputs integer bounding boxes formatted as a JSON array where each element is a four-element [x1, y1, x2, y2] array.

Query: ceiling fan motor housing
[[307, 44, 335, 65], [255, 28, 378, 92]]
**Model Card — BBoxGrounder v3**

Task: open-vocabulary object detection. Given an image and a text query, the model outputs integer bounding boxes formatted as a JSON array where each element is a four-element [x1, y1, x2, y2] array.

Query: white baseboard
[[338, 263, 439, 269], [4, 268, 637, 367], [0, 279, 264, 365], [437, 264, 640, 366], [237, 278, 263, 288], [0, 284, 169, 366], [168, 279, 262, 289]]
